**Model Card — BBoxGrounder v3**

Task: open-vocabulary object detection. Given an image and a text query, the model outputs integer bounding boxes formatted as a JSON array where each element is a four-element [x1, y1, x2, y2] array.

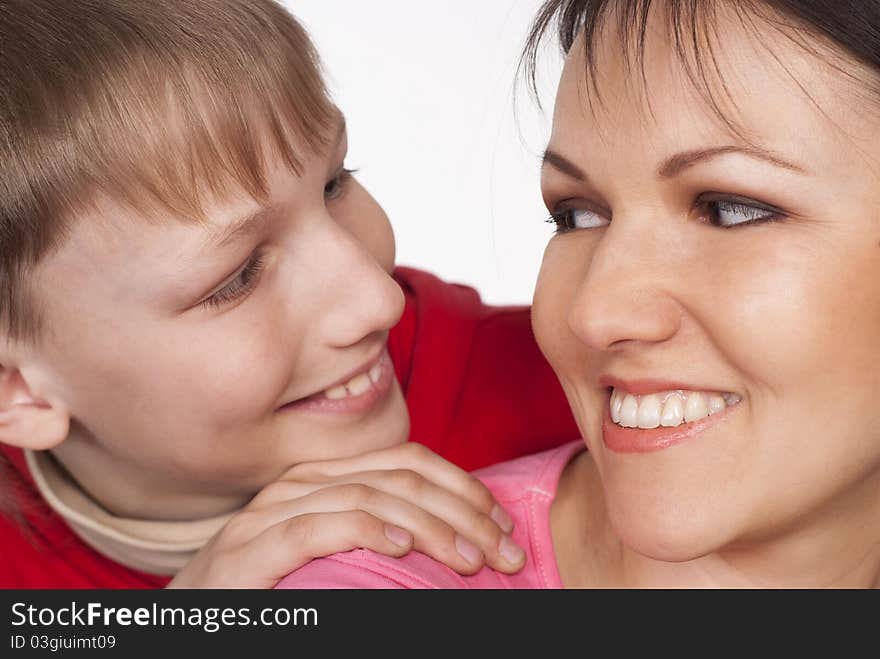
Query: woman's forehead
[[551, 15, 878, 175]]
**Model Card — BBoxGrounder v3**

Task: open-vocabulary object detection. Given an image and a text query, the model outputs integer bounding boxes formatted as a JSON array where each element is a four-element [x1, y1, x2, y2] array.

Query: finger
[[225, 511, 414, 588], [253, 483, 522, 575], [283, 443, 511, 531], [270, 472, 526, 574], [246, 477, 319, 509], [243, 465, 523, 574]]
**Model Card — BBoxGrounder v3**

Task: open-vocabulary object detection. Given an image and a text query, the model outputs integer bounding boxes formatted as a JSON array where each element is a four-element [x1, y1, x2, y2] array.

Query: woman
[[280, 0, 880, 588]]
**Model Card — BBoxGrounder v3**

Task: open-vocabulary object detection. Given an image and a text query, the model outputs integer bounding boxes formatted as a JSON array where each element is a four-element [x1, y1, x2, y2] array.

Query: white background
[[285, 1, 564, 305]]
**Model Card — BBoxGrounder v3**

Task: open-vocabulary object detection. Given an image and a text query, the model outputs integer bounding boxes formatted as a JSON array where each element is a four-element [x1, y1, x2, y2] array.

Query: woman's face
[[28, 113, 410, 513], [533, 9, 880, 560]]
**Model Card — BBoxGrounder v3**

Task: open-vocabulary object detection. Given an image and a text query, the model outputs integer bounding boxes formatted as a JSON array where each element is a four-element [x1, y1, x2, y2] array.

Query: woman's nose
[[567, 218, 682, 353]]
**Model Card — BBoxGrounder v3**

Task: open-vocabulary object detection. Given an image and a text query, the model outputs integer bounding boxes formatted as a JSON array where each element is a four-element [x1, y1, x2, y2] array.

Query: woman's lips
[[601, 390, 739, 453], [278, 349, 395, 416]]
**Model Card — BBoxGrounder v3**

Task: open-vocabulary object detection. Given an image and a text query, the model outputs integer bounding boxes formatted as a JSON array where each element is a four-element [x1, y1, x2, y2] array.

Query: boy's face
[[29, 116, 410, 508]]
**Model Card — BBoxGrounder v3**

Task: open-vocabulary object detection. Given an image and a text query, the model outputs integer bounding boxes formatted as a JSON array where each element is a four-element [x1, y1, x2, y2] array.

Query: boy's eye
[[546, 207, 609, 233], [201, 252, 266, 310], [703, 197, 781, 228], [324, 167, 356, 201]]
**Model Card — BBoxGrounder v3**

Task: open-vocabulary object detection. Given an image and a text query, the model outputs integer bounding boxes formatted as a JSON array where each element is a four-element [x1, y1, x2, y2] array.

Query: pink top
[[276, 441, 584, 589]]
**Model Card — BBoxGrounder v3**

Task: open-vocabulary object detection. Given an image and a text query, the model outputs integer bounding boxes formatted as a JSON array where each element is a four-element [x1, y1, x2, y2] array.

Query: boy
[[0, 0, 576, 587]]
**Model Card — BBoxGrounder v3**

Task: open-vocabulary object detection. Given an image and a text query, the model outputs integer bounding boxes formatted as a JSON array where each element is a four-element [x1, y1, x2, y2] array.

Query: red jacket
[[0, 267, 578, 588]]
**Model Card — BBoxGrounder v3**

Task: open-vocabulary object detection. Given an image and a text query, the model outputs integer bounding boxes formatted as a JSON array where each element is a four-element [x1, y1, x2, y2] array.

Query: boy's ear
[[0, 364, 69, 451]]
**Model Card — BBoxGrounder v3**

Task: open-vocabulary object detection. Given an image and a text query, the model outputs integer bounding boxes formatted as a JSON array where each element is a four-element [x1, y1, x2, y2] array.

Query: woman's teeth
[[323, 362, 384, 400], [610, 388, 741, 429]]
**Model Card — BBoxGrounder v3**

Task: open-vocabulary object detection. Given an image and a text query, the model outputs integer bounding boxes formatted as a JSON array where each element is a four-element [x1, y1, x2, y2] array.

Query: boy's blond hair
[[0, 0, 335, 343], [0, 0, 335, 515]]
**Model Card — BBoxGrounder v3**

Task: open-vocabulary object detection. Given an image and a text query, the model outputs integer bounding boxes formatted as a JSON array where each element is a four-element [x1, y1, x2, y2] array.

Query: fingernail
[[384, 524, 412, 547], [490, 504, 514, 534], [499, 535, 525, 565], [455, 534, 483, 565]]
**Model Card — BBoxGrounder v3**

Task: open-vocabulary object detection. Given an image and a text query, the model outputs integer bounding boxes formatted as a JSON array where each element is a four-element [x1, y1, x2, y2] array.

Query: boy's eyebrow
[[204, 117, 348, 251], [656, 146, 809, 178], [206, 205, 276, 251], [542, 145, 808, 181], [334, 114, 347, 145]]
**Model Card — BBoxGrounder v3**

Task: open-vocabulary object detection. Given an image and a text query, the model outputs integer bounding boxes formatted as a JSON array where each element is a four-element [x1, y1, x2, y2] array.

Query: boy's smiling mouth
[[278, 349, 395, 416]]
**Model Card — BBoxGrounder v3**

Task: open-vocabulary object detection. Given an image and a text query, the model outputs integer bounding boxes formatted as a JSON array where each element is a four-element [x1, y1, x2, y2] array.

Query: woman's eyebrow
[[657, 146, 809, 178], [542, 149, 587, 181], [542, 145, 809, 182]]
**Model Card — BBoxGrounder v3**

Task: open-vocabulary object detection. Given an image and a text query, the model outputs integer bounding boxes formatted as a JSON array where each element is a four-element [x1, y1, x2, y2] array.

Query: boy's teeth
[[321, 360, 384, 400], [347, 373, 372, 396], [609, 387, 740, 429], [325, 385, 349, 400]]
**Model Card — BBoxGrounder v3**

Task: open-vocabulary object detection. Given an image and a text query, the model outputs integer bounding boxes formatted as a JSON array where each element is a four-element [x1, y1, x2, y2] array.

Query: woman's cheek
[[532, 240, 589, 377], [532, 247, 567, 366]]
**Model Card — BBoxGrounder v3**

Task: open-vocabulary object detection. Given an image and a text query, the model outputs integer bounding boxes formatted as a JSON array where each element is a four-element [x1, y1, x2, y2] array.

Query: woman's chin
[[605, 495, 732, 564]]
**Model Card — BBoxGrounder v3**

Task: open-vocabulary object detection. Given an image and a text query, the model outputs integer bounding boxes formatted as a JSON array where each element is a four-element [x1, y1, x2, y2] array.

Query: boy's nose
[[567, 218, 682, 353], [311, 219, 405, 349]]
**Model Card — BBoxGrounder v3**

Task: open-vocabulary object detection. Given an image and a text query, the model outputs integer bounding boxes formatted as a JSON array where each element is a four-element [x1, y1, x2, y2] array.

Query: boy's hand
[[167, 442, 525, 588]]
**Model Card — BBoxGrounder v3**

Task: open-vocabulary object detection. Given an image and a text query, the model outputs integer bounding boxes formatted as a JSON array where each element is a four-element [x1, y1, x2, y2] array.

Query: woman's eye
[[201, 253, 266, 310], [547, 208, 609, 232], [324, 167, 356, 201], [705, 198, 781, 228]]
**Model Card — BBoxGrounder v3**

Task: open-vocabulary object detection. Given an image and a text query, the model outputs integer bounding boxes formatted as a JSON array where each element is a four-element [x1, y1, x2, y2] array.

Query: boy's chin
[[282, 382, 410, 462]]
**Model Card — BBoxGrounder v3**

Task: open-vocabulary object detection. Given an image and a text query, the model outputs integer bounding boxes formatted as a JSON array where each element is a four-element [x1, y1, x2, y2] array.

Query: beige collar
[[25, 450, 233, 576]]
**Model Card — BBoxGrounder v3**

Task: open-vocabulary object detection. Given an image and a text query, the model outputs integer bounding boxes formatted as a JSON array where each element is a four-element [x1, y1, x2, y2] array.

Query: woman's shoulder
[[471, 441, 586, 505]]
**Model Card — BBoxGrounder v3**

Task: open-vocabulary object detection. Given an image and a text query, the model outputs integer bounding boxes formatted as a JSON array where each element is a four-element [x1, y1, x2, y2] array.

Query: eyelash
[[545, 209, 603, 234], [325, 167, 357, 201], [201, 252, 266, 310], [546, 196, 784, 233], [699, 197, 783, 229], [200, 167, 358, 310]]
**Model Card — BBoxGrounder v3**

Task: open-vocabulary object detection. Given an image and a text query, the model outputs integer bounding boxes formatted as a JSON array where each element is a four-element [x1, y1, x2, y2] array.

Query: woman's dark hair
[[522, 0, 880, 128]]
